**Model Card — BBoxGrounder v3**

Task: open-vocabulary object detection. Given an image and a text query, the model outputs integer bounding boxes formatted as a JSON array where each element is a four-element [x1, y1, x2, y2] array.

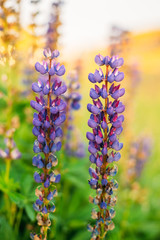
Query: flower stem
[[4, 158, 12, 224], [101, 65, 109, 174], [42, 59, 52, 239], [14, 207, 23, 236], [100, 65, 109, 238], [5, 158, 11, 183]]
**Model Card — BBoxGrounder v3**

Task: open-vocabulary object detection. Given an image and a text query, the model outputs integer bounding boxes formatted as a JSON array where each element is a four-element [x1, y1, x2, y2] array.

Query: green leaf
[[63, 174, 85, 188], [8, 192, 26, 206], [0, 175, 19, 194], [72, 229, 89, 240], [0, 216, 16, 240], [25, 204, 35, 221], [20, 174, 34, 194]]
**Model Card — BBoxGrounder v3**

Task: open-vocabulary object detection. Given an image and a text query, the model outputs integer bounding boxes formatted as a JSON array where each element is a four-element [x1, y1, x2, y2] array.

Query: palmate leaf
[[8, 192, 26, 207], [8, 189, 36, 207], [0, 174, 20, 194], [0, 169, 35, 199]]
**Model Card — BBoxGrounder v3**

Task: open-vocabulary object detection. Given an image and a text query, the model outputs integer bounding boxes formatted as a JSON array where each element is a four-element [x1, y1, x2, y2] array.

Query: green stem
[[14, 208, 23, 236], [5, 159, 11, 183], [99, 66, 109, 238], [39, 58, 52, 239], [100, 220, 105, 238], [4, 159, 13, 224], [43, 227, 48, 240], [10, 202, 17, 227]]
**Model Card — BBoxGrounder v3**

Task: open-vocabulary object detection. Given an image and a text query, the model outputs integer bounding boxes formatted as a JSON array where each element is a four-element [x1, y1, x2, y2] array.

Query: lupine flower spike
[[30, 48, 67, 240], [127, 137, 151, 181], [63, 70, 85, 158], [46, 1, 63, 51], [87, 54, 125, 239]]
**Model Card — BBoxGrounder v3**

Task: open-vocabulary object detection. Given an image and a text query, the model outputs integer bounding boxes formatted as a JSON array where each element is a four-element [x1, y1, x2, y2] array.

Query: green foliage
[[0, 216, 16, 240]]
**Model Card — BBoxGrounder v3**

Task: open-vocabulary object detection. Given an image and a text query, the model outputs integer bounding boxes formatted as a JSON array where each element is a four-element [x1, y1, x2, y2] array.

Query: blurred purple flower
[[63, 70, 86, 158], [0, 129, 21, 162], [127, 137, 152, 180]]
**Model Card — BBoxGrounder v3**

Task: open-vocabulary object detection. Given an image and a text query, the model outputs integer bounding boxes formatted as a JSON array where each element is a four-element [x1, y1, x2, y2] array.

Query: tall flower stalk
[[46, 0, 63, 51], [30, 48, 67, 240], [127, 137, 151, 182], [87, 54, 125, 239], [63, 70, 85, 158]]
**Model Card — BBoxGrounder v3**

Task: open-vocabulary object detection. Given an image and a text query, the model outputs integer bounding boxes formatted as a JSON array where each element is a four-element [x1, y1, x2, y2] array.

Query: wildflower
[[127, 137, 151, 181], [87, 54, 125, 239], [31, 49, 67, 239], [46, 1, 63, 51], [0, 129, 21, 161], [63, 70, 85, 158]]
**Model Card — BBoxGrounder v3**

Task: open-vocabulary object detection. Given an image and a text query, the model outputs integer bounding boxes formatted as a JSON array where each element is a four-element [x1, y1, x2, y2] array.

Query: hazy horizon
[[21, 0, 160, 56]]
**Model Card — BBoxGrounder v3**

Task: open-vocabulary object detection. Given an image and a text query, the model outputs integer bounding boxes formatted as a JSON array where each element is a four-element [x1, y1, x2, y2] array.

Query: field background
[[0, 24, 160, 240]]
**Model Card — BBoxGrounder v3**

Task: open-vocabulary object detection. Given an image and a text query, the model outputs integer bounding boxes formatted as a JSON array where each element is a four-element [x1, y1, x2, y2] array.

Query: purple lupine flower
[[63, 70, 85, 158], [30, 49, 67, 240], [0, 129, 21, 162], [129, 62, 141, 90], [87, 54, 125, 238], [45, 1, 63, 51], [127, 137, 152, 181]]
